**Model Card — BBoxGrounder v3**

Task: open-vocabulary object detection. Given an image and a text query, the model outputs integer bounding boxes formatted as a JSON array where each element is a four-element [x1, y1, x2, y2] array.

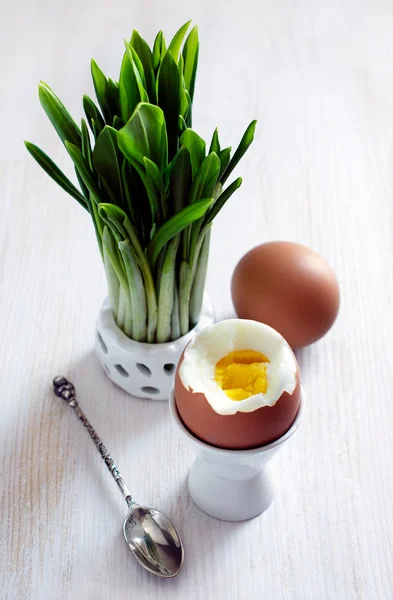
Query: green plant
[[25, 21, 256, 343]]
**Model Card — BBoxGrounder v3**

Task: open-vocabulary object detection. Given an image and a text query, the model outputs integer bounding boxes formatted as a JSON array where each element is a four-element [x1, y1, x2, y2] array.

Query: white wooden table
[[1, 1, 393, 598]]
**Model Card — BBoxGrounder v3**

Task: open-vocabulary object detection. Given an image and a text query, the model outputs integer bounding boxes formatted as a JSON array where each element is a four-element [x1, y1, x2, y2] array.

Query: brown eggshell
[[174, 351, 301, 450], [231, 241, 340, 349]]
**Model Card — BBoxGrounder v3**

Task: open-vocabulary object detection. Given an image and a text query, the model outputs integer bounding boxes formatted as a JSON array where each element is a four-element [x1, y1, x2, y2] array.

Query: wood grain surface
[[1, 1, 393, 598]]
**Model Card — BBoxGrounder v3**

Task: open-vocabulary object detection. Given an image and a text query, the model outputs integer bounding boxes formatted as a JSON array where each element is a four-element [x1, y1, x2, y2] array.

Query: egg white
[[179, 319, 297, 415]]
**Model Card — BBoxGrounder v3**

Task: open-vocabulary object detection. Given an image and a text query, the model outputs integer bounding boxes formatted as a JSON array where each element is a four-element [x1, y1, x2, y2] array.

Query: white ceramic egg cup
[[95, 296, 214, 401], [169, 387, 305, 521]]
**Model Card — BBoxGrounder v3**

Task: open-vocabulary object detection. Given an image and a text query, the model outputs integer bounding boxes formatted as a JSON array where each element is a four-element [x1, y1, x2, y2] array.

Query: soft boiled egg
[[174, 319, 301, 450]]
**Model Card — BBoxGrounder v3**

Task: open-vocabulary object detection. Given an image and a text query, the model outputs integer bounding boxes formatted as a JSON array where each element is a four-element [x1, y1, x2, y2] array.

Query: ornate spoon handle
[[53, 376, 133, 504]]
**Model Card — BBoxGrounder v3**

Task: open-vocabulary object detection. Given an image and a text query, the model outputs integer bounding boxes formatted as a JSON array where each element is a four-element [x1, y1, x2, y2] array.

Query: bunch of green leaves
[[25, 21, 256, 343]]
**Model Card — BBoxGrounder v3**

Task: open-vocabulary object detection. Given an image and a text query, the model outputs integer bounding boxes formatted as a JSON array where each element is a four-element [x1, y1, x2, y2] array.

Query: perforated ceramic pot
[[95, 296, 214, 401]]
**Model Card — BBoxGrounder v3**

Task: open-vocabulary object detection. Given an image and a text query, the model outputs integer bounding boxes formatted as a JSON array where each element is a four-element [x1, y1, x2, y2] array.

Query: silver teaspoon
[[53, 376, 184, 578]]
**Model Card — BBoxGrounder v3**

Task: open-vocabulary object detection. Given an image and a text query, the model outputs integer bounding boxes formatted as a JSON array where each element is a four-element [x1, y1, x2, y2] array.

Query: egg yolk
[[215, 350, 270, 401]]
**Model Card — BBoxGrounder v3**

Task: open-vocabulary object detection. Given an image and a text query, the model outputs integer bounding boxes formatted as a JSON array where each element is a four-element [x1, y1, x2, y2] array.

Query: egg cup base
[[169, 387, 304, 522], [188, 458, 275, 521]]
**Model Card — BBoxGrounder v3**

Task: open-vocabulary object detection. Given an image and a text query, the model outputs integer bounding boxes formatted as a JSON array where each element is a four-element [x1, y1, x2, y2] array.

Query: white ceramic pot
[[169, 387, 305, 521], [95, 296, 214, 401]]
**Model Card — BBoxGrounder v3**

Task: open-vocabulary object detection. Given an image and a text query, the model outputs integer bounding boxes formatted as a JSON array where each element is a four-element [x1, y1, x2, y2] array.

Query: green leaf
[[218, 147, 232, 180], [38, 82, 81, 148], [182, 25, 199, 101], [112, 115, 123, 129], [83, 95, 105, 137], [147, 198, 213, 267], [65, 141, 104, 207], [189, 228, 211, 326], [145, 278, 158, 342], [157, 50, 181, 160], [118, 102, 168, 171], [99, 203, 149, 270], [178, 115, 187, 134], [189, 152, 220, 204], [117, 287, 132, 335], [171, 283, 180, 341], [24, 141, 87, 209], [168, 20, 191, 61], [130, 158, 161, 224], [118, 239, 147, 342], [91, 120, 100, 139], [98, 203, 128, 241], [179, 88, 188, 120], [107, 78, 120, 118], [81, 118, 93, 170], [121, 160, 135, 222], [204, 177, 242, 225], [179, 260, 191, 335], [102, 226, 125, 304], [188, 219, 202, 273], [170, 145, 192, 213], [178, 48, 184, 72], [119, 51, 140, 123], [184, 90, 192, 128], [93, 126, 124, 207], [118, 144, 162, 225], [121, 161, 152, 246], [91, 59, 111, 123], [129, 45, 146, 83], [130, 29, 156, 102], [156, 236, 180, 343], [212, 181, 223, 201], [91, 206, 104, 256], [143, 157, 167, 219], [154, 246, 166, 291], [178, 54, 189, 121], [189, 222, 212, 282], [152, 31, 164, 71], [125, 44, 149, 103], [102, 225, 131, 334], [209, 128, 220, 155], [163, 163, 172, 192], [180, 128, 205, 178], [220, 120, 257, 185], [102, 239, 120, 322]]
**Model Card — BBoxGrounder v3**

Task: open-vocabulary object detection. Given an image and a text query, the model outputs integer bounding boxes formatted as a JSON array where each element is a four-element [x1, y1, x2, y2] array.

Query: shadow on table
[[293, 346, 315, 380]]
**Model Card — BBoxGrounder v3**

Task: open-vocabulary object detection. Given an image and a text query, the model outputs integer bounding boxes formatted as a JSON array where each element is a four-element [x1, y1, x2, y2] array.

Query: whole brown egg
[[231, 241, 340, 349]]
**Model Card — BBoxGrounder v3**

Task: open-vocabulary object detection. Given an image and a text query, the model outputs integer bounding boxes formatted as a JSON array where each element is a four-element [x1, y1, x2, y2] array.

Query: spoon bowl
[[123, 503, 183, 577]]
